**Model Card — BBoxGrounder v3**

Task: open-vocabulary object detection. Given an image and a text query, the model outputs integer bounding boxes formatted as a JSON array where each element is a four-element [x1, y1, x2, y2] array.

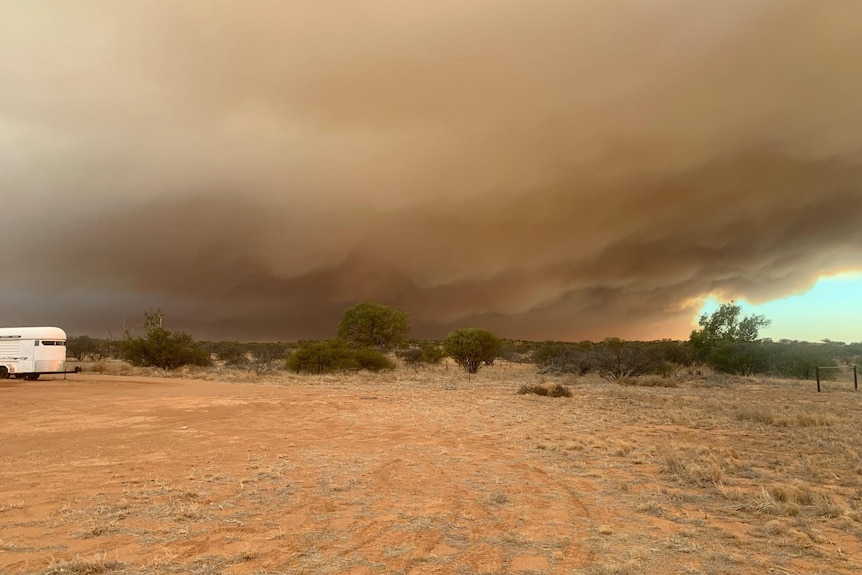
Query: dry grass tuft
[[735, 406, 834, 427], [40, 555, 124, 575], [617, 375, 679, 388], [517, 382, 572, 397], [657, 445, 724, 487]]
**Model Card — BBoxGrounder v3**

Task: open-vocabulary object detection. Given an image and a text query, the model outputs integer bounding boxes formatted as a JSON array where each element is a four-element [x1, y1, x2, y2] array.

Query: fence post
[[816, 366, 821, 393], [855, 365, 858, 392]]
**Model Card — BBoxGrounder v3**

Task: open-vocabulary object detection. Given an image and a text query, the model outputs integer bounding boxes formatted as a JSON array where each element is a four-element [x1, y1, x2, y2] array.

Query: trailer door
[[0, 337, 22, 375]]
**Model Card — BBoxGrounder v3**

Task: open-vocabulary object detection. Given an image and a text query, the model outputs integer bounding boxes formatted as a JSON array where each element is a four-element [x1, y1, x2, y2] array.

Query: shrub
[[120, 328, 211, 370], [66, 335, 100, 361], [286, 340, 394, 374], [119, 309, 210, 370], [352, 347, 395, 371], [443, 328, 501, 374], [286, 341, 357, 374], [593, 338, 658, 380], [533, 342, 593, 375], [396, 341, 445, 367], [396, 347, 424, 366], [212, 341, 251, 368], [707, 341, 769, 376], [517, 383, 572, 397]]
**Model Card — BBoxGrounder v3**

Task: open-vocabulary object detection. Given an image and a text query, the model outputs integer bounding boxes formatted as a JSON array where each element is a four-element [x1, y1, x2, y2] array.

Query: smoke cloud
[[2, 1, 861, 341]]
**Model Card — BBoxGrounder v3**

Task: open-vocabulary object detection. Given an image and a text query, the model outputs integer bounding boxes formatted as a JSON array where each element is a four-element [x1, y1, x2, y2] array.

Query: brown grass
[[517, 382, 573, 397], [617, 375, 679, 387]]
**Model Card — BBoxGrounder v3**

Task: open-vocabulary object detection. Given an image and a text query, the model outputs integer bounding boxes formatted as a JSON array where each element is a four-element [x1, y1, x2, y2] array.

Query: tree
[[119, 308, 210, 370], [66, 335, 99, 361], [337, 302, 410, 350], [689, 301, 771, 372], [443, 328, 501, 374], [690, 302, 770, 360]]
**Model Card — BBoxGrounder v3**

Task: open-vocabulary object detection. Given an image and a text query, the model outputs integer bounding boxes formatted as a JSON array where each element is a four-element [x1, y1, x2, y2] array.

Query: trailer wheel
[[24, 374, 40, 381], [0, 366, 8, 379]]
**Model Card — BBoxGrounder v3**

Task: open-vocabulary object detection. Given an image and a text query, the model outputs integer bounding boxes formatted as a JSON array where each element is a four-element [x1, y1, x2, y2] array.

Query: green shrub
[[286, 340, 394, 374], [396, 341, 445, 367], [286, 341, 356, 374], [353, 347, 395, 371], [119, 309, 210, 370], [443, 328, 501, 374]]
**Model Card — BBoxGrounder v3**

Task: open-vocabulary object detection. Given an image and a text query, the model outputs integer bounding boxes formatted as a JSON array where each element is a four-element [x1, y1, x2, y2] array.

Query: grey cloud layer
[[2, 1, 861, 340]]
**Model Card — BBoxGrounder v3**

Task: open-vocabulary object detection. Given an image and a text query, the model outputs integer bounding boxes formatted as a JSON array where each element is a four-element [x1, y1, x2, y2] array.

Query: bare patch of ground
[[1, 364, 861, 574]]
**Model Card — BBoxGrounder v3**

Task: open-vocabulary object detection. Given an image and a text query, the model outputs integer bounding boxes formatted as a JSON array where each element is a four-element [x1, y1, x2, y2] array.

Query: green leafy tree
[[690, 302, 770, 362], [690, 302, 771, 373], [119, 308, 210, 370], [443, 328, 501, 374], [337, 302, 410, 350]]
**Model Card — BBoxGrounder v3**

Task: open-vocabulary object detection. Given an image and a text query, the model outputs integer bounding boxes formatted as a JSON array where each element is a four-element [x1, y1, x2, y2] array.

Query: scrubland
[[1, 362, 860, 574]]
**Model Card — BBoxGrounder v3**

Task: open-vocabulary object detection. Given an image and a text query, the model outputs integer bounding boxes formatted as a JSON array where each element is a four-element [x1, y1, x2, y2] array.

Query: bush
[[120, 327, 211, 370], [707, 341, 769, 376], [286, 340, 394, 374], [66, 335, 100, 361], [517, 383, 572, 397], [533, 342, 593, 375], [443, 328, 502, 374], [396, 341, 445, 367], [286, 341, 356, 374], [592, 338, 658, 380], [353, 347, 395, 371], [212, 341, 251, 368]]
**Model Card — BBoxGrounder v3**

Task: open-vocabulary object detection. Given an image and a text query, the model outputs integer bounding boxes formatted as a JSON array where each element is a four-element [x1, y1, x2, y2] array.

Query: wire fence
[[815, 365, 858, 392]]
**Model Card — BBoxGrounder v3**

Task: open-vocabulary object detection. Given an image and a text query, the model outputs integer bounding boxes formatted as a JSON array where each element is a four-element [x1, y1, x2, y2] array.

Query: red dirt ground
[[2, 370, 860, 574]]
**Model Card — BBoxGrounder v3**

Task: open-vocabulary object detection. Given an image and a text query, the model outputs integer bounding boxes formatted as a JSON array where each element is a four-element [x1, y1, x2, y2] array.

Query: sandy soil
[[1, 367, 861, 574]]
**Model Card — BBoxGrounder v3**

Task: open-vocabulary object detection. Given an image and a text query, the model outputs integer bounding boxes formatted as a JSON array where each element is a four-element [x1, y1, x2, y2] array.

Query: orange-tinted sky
[[2, 1, 861, 341]]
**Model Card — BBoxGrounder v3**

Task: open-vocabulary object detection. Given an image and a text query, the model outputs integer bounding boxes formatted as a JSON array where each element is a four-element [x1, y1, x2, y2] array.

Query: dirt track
[[2, 370, 861, 574]]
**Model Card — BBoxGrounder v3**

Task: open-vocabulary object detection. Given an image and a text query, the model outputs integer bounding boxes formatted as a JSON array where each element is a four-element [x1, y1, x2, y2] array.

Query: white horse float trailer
[[0, 326, 68, 380]]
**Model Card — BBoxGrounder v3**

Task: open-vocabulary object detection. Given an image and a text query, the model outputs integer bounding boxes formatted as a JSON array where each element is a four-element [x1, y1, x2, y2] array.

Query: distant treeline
[[65, 333, 859, 380], [65, 302, 859, 379], [510, 338, 860, 380]]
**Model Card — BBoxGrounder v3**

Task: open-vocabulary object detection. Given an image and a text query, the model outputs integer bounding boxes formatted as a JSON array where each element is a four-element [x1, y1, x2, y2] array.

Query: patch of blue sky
[[697, 272, 862, 343]]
